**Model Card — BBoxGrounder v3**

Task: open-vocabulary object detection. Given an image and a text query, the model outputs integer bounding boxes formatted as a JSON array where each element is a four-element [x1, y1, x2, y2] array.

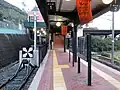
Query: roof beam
[[36, 0, 48, 27], [83, 30, 120, 35], [58, 0, 63, 12]]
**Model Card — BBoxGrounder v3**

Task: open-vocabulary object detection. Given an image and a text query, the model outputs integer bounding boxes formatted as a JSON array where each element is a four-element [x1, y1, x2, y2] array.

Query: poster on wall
[[76, 0, 93, 25]]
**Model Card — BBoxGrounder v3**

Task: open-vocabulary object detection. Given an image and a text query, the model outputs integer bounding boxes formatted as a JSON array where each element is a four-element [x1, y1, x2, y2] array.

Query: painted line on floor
[[92, 59, 120, 76], [66, 50, 120, 90], [53, 50, 69, 90]]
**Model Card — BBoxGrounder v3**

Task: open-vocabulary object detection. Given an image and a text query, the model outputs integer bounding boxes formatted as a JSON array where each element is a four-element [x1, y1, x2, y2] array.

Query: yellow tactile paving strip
[[53, 50, 69, 90]]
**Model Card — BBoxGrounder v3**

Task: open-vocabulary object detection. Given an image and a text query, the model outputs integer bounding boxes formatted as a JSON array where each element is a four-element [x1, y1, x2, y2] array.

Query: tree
[[0, 12, 3, 21]]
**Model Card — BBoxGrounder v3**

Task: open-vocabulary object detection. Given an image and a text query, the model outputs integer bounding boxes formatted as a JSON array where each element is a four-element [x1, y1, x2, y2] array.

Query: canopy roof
[[35, 0, 120, 26]]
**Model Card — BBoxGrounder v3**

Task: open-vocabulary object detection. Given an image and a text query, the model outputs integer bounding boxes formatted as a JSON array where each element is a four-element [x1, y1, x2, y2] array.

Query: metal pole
[[69, 49, 71, 62], [39, 31, 42, 44], [74, 24, 77, 62], [78, 57, 80, 73], [34, 12, 37, 50], [69, 38, 71, 62], [87, 34, 91, 86], [64, 35, 66, 52], [111, 9, 115, 64], [72, 30, 74, 67], [72, 23, 77, 64]]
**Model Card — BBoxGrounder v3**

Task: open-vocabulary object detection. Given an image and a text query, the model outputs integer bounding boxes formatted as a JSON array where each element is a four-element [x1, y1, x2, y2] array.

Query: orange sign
[[61, 25, 68, 36], [76, 0, 93, 25]]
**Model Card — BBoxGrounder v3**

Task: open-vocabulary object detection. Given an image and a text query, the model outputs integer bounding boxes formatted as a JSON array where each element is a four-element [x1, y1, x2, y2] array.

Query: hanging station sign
[[76, 0, 93, 25], [61, 25, 68, 36]]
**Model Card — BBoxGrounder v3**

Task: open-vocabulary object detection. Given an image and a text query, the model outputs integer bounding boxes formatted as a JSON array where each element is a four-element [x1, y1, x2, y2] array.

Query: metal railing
[[0, 21, 18, 29], [37, 42, 48, 65]]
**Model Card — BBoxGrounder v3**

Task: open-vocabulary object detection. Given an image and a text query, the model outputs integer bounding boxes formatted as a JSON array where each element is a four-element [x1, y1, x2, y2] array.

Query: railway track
[[0, 60, 36, 90]]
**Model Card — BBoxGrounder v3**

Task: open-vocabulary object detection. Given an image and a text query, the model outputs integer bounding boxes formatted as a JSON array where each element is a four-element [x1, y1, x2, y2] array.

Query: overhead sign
[[110, 4, 120, 12], [28, 11, 44, 22], [47, 2, 56, 13], [22, 47, 33, 58], [61, 25, 68, 36], [76, 0, 93, 25]]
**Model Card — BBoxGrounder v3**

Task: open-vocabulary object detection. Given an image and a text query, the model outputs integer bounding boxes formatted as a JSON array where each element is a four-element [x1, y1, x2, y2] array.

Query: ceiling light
[[65, 0, 70, 1], [58, 18, 62, 21], [37, 30, 40, 33], [41, 28, 44, 31], [33, 28, 36, 32], [43, 31, 46, 35], [102, 0, 113, 4], [56, 22, 61, 27]]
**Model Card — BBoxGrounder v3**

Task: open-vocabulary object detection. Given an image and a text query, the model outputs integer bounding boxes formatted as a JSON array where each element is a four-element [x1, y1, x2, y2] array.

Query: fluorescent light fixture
[[41, 28, 44, 31], [43, 31, 46, 35], [71, 23, 74, 27], [102, 0, 113, 4], [37, 30, 40, 33], [58, 18, 62, 21], [56, 22, 61, 27], [65, 0, 70, 1], [33, 28, 36, 32]]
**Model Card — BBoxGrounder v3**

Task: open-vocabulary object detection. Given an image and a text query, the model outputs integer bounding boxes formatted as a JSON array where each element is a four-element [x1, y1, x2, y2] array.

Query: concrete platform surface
[[30, 49, 120, 90]]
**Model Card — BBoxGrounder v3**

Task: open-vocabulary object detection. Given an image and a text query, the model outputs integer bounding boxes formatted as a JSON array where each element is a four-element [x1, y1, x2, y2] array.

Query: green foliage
[[0, 11, 3, 21], [91, 36, 113, 52], [91, 36, 120, 52], [0, 0, 27, 25], [100, 52, 120, 61], [114, 54, 120, 61], [101, 52, 110, 58], [114, 40, 120, 50]]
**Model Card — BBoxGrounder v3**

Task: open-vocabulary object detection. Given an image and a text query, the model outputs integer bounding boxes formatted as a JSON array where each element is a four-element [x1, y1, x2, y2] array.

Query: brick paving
[[56, 49, 118, 90], [37, 48, 120, 90], [38, 51, 53, 90]]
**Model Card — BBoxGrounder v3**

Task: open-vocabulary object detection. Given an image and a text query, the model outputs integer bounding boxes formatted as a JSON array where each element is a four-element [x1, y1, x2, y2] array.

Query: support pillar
[[78, 57, 80, 73], [64, 35, 66, 52], [87, 34, 92, 86], [72, 23, 77, 66], [72, 30, 74, 67], [68, 38, 71, 62], [50, 33, 53, 49]]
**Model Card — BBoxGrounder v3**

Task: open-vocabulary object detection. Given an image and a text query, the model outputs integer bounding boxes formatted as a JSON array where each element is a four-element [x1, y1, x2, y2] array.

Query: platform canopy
[[35, 0, 120, 27]]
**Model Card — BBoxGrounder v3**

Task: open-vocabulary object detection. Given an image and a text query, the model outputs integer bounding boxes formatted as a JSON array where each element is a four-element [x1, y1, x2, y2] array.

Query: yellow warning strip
[[53, 50, 69, 90]]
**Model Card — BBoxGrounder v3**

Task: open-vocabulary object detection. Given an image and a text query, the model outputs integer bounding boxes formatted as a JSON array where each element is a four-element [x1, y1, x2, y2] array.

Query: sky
[[5, 0, 37, 11], [83, 10, 120, 30], [5, 0, 44, 22], [4, 0, 120, 30]]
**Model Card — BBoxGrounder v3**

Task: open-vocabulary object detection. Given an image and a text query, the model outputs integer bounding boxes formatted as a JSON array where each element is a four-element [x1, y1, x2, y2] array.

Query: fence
[[0, 20, 18, 29], [77, 36, 87, 60], [37, 42, 48, 65], [66, 36, 87, 59]]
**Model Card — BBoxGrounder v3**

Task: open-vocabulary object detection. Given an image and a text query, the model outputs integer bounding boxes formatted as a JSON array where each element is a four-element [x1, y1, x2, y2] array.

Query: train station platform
[[28, 48, 120, 90]]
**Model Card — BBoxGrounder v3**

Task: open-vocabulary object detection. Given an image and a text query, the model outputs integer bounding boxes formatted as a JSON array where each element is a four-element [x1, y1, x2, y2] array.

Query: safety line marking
[[66, 50, 120, 90], [53, 50, 69, 90], [81, 59, 120, 90], [92, 59, 120, 76]]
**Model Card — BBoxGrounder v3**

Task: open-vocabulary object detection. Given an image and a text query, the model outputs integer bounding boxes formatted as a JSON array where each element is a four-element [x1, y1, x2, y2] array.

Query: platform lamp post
[[33, 12, 37, 51], [110, 0, 119, 64], [102, 0, 115, 64], [111, 5, 115, 64]]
